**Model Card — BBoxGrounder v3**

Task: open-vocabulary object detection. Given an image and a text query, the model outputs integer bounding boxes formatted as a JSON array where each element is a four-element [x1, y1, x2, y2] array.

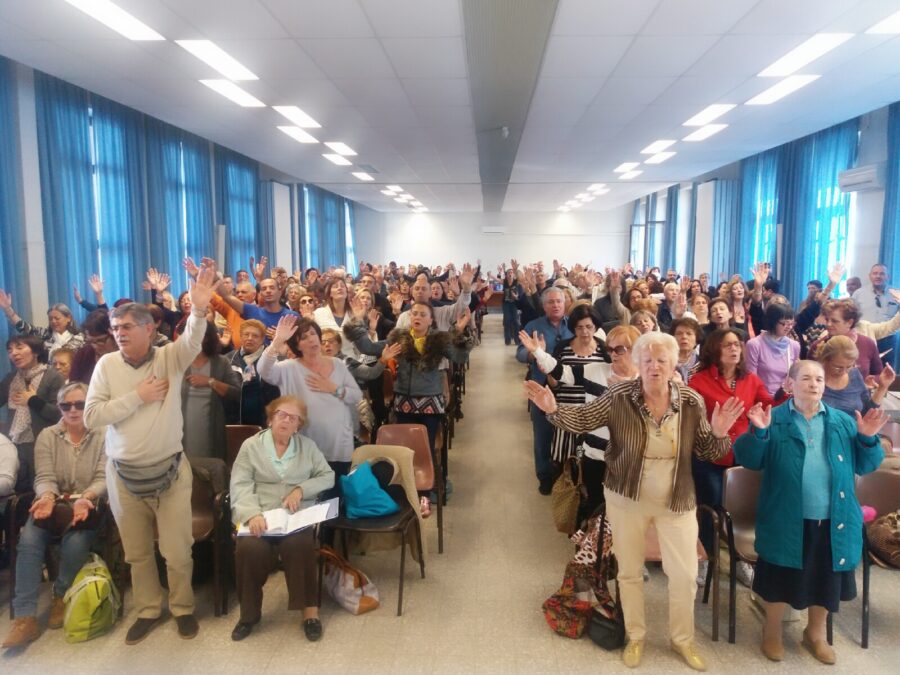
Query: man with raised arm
[[84, 262, 218, 645]]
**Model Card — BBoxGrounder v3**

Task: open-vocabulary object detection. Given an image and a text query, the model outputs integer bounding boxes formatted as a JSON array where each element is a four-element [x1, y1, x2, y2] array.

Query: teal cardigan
[[733, 403, 883, 572]]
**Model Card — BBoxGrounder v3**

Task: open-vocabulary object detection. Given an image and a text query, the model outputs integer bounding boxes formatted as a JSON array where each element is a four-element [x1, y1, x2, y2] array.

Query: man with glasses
[[852, 263, 899, 366], [84, 263, 218, 645]]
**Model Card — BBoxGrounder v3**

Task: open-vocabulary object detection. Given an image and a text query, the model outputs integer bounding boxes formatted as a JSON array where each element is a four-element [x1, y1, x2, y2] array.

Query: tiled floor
[[1, 314, 898, 673]]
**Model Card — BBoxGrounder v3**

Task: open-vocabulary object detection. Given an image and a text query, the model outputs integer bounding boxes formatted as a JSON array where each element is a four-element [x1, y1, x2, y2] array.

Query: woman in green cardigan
[[735, 359, 885, 665]]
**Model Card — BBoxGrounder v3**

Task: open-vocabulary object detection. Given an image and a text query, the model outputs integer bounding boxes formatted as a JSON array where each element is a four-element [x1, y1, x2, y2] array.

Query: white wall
[[675, 182, 693, 273], [847, 107, 888, 278], [354, 205, 633, 271], [271, 182, 293, 272], [694, 182, 715, 279]]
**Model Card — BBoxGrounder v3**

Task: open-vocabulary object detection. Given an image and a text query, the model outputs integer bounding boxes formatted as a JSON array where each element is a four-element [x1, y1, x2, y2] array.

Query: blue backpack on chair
[[340, 461, 400, 519]]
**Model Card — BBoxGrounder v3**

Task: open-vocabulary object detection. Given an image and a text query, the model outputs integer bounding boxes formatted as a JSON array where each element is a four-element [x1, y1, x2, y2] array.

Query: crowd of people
[[0, 254, 897, 670]]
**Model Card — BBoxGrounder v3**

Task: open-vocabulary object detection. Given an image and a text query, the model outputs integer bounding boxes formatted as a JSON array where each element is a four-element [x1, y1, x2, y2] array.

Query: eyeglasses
[[59, 400, 86, 411], [609, 345, 629, 355], [110, 323, 145, 333], [299, 298, 315, 304], [321, 338, 338, 345], [85, 334, 112, 345], [272, 409, 301, 423]]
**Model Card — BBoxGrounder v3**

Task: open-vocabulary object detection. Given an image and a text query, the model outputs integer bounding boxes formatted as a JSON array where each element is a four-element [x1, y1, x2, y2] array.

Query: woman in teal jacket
[[734, 359, 885, 665]]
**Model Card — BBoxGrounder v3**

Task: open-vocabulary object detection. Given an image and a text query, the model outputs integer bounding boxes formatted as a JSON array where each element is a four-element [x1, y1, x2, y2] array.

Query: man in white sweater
[[84, 263, 217, 645]]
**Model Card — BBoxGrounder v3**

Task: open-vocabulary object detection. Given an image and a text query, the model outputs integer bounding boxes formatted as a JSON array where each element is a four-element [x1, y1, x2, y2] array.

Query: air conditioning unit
[[838, 162, 885, 193]]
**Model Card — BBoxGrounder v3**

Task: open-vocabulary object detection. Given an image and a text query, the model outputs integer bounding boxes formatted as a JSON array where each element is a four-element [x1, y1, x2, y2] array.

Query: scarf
[[762, 331, 790, 355], [410, 329, 427, 355], [50, 330, 74, 352], [8, 363, 48, 444], [241, 344, 265, 368]]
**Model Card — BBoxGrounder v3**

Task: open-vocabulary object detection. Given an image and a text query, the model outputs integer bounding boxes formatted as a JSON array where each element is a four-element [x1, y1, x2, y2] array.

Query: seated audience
[[229, 395, 334, 642]]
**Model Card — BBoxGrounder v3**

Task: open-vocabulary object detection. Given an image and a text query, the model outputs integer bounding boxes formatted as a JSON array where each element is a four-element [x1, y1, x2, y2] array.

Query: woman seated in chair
[[2, 382, 106, 649], [229, 395, 334, 643], [735, 360, 885, 664]]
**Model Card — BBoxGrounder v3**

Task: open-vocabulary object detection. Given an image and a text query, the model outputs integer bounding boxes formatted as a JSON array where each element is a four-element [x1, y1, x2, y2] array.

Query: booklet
[[237, 497, 339, 537]]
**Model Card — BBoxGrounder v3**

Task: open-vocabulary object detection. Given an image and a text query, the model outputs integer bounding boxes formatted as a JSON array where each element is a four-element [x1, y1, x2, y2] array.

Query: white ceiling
[[0, 0, 899, 213]]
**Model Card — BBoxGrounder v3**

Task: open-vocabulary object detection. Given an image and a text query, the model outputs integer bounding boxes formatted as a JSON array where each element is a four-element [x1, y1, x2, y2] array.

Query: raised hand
[[182, 257, 200, 278], [455, 307, 471, 332], [524, 380, 558, 414], [157, 273, 171, 293], [751, 262, 769, 288], [72, 284, 83, 304], [389, 293, 404, 316], [367, 308, 381, 329], [459, 263, 474, 291], [0, 288, 13, 311], [380, 342, 403, 364], [710, 396, 745, 437], [136, 375, 169, 403], [746, 402, 772, 430], [855, 407, 887, 437], [349, 294, 367, 321], [827, 262, 846, 287], [88, 274, 104, 295], [188, 261, 218, 313], [510, 258, 519, 271], [272, 314, 298, 346], [448, 273, 461, 297], [253, 255, 268, 282], [145, 267, 160, 289], [518, 330, 545, 354], [878, 364, 896, 391]]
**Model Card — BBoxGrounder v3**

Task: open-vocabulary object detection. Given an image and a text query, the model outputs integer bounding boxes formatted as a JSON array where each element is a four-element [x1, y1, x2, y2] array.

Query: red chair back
[[226, 425, 262, 470], [376, 424, 434, 491]]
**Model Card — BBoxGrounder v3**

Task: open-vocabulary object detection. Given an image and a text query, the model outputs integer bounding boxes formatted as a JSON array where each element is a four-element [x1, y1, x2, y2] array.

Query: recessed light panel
[[758, 34, 853, 77], [682, 124, 728, 141], [323, 153, 352, 166], [619, 170, 643, 180], [683, 104, 735, 127], [273, 106, 320, 128], [352, 172, 374, 181], [644, 151, 676, 164], [381, 189, 396, 196], [867, 9, 900, 33], [386, 185, 403, 192], [588, 183, 606, 192], [641, 140, 675, 154], [278, 126, 318, 143], [64, 0, 164, 40], [177, 40, 257, 80], [746, 75, 820, 105], [614, 162, 640, 173], [324, 142, 357, 156], [199, 80, 265, 107]]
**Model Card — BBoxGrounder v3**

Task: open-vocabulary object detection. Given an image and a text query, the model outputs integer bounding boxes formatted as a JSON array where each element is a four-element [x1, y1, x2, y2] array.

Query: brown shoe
[[761, 625, 784, 661], [802, 628, 836, 665], [2, 617, 40, 649], [48, 596, 66, 630]]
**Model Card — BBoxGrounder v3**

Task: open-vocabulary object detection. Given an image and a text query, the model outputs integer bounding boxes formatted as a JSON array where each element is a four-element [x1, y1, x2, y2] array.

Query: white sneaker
[[696, 560, 709, 587], [736, 561, 754, 587]]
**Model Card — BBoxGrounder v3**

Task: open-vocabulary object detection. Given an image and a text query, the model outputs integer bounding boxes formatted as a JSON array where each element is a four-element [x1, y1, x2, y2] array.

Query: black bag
[[587, 605, 625, 650]]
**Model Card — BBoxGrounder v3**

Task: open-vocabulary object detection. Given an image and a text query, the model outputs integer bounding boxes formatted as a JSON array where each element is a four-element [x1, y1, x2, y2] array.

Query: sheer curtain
[[215, 146, 258, 275], [779, 118, 859, 304], [710, 179, 741, 284], [91, 95, 148, 301], [256, 180, 277, 263], [663, 184, 679, 272], [34, 71, 98, 315], [880, 102, 899, 284]]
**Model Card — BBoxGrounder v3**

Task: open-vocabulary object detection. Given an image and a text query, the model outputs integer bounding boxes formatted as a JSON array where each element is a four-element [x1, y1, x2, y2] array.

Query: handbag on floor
[[63, 553, 121, 643], [551, 456, 583, 535], [319, 545, 380, 615]]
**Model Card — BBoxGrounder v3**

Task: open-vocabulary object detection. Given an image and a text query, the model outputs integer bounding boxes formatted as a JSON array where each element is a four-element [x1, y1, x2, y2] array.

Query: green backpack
[[63, 553, 121, 643]]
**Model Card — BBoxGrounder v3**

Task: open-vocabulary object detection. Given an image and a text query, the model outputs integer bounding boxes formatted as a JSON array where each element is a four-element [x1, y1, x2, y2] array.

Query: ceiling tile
[[552, 0, 660, 36], [162, 0, 290, 39], [401, 78, 471, 107], [530, 77, 606, 111], [262, 0, 374, 38], [381, 37, 467, 78], [594, 77, 677, 106], [414, 106, 474, 129], [299, 38, 395, 77], [333, 78, 410, 108], [213, 39, 324, 79], [361, 0, 462, 37], [612, 35, 720, 78], [539, 36, 633, 79], [641, 0, 759, 35], [684, 34, 808, 78], [729, 0, 867, 34]]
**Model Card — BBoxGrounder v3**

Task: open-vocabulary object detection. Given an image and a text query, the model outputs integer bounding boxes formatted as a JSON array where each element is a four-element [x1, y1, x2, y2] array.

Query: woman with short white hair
[[527, 332, 743, 671]]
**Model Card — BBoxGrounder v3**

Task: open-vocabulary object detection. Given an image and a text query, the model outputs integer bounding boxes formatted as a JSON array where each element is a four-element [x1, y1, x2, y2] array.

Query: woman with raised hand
[[745, 303, 801, 398], [526, 332, 741, 671], [0, 289, 83, 356], [735, 360, 885, 664], [818, 335, 894, 417]]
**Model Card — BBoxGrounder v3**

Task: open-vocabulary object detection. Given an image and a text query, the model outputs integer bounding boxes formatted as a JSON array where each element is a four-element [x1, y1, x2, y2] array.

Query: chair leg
[[826, 612, 833, 645], [728, 556, 737, 644], [415, 520, 425, 579], [340, 529, 349, 559], [397, 526, 407, 616], [317, 550, 325, 608], [213, 538, 222, 617], [862, 551, 870, 648]]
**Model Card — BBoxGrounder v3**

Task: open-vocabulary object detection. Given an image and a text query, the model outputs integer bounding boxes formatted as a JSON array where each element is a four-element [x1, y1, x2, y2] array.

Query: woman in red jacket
[[689, 328, 775, 586]]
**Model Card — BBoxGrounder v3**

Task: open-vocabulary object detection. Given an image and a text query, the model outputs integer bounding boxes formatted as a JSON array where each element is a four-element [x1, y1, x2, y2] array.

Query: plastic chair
[[856, 469, 900, 648], [879, 421, 900, 453], [377, 424, 444, 553], [720, 466, 762, 644], [225, 425, 261, 471], [188, 458, 231, 617]]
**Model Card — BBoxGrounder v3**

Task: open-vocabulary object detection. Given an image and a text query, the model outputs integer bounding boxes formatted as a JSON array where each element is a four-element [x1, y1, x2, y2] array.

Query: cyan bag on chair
[[341, 461, 400, 518]]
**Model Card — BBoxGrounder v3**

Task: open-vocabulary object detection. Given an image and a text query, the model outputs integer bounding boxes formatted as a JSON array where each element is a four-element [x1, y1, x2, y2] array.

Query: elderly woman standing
[[818, 335, 894, 417], [0, 290, 84, 356], [735, 361, 885, 664], [2, 382, 106, 649], [526, 333, 742, 670], [229, 395, 334, 643]]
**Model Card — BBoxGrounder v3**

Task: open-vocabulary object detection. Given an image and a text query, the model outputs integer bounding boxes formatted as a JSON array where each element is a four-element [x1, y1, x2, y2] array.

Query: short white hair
[[541, 286, 566, 304], [632, 331, 679, 366]]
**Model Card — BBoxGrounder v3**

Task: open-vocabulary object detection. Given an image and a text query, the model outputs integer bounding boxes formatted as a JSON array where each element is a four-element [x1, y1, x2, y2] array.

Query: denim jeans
[[502, 301, 520, 345], [13, 516, 97, 617], [691, 457, 727, 557], [530, 405, 555, 482]]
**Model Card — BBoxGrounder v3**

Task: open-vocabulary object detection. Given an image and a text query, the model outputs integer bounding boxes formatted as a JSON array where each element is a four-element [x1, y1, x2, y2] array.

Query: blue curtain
[[644, 193, 659, 269], [146, 117, 187, 292], [685, 182, 699, 276], [880, 102, 900, 284], [183, 135, 214, 269], [216, 146, 258, 275], [303, 184, 346, 269], [663, 185, 679, 271], [0, 57, 26, 378], [256, 180, 277, 263], [710, 179, 741, 284], [739, 149, 780, 275], [345, 200, 358, 273], [91, 95, 148, 302], [779, 118, 859, 304], [34, 71, 98, 317]]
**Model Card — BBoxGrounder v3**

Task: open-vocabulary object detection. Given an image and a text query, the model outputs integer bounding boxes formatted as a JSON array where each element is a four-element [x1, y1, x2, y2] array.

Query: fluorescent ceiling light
[[558, 207, 570, 212], [386, 185, 403, 192], [641, 140, 675, 154], [594, 188, 610, 195], [570, 201, 583, 208], [273, 106, 320, 129], [411, 201, 423, 207], [394, 197, 409, 203], [614, 162, 640, 173], [64, 0, 164, 40], [380, 189, 396, 196], [867, 9, 900, 33], [581, 195, 595, 202], [619, 170, 643, 180], [352, 172, 374, 181], [683, 124, 728, 141], [758, 34, 853, 77], [746, 75, 819, 105], [394, 195, 411, 202], [587, 183, 606, 192], [644, 151, 676, 164], [323, 153, 352, 166], [277, 126, 318, 144], [324, 142, 357, 156], [565, 200, 579, 207], [177, 40, 257, 80], [399, 193, 414, 200], [575, 193, 589, 199], [199, 80, 265, 107], [683, 104, 735, 127], [416, 207, 429, 212]]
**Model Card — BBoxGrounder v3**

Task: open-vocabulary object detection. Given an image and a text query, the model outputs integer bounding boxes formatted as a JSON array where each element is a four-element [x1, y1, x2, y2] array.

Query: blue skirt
[[752, 519, 856, 613]]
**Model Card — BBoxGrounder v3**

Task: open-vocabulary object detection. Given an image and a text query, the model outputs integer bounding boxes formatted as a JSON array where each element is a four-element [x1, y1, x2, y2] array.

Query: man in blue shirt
[[222, 277, 297, 341], [517, 287, 572, 494], [851, 263, 899, 367]]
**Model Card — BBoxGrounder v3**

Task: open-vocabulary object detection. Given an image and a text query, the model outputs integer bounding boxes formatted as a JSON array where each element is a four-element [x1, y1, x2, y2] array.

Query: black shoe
[[303, 618, 323, 642], [231, 621, 255, 642], [125, 617, 162, 645], [175, 614, 199, 640], [538, 478, 554, 496]]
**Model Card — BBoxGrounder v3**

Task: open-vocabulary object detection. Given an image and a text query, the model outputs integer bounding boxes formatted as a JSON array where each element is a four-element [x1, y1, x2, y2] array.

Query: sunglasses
[[609, 345, 630, 355], [59, 400, 86, 411]]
